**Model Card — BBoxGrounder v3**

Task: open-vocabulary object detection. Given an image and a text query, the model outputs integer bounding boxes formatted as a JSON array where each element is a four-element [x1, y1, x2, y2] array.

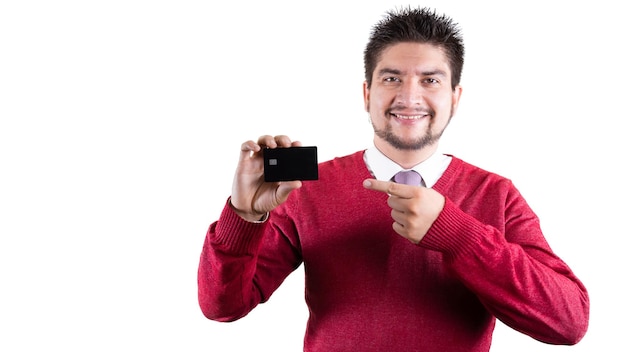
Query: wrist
[[228, 199, 268, 223]]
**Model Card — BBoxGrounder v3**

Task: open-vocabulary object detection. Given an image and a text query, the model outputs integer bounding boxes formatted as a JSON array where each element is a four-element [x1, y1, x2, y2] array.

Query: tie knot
[[393, 170, 423, 186]]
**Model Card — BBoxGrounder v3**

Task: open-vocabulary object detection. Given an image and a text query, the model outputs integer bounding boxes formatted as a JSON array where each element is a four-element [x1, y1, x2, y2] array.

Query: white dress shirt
[[363, 145, 452, 188]]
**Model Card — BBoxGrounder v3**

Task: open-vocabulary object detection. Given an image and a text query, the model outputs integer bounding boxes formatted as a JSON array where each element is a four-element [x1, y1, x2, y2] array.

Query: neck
[[373, 139, 438, 169]]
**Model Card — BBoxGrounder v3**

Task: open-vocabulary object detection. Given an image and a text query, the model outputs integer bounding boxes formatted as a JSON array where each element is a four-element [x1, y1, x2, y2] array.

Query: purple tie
[[393, 170, 423, 186]]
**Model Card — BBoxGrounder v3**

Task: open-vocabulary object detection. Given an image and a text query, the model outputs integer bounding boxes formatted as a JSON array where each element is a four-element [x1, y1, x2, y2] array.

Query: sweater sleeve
[[197, 199, 301, 322], [419, 186, 589, 345]]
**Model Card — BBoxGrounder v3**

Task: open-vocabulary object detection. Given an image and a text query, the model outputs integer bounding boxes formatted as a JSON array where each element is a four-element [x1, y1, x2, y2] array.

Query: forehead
[[375, 42, 451, 75]]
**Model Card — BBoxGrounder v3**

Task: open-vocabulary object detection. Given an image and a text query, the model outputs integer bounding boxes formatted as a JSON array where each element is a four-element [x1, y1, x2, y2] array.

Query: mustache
[[386, 105, 435, 115]]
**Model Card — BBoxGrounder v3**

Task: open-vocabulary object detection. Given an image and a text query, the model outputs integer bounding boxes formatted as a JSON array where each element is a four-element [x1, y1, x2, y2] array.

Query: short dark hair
[[364, 6, 464, 89]]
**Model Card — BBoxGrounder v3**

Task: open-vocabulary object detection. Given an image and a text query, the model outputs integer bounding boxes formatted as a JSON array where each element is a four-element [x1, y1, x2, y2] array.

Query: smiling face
[[363, 42, 462, 167]]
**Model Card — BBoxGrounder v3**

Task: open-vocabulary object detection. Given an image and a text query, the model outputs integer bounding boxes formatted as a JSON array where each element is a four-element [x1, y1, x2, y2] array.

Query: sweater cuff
[[212, 198, 268, 255], [419, 197, 485, 258]]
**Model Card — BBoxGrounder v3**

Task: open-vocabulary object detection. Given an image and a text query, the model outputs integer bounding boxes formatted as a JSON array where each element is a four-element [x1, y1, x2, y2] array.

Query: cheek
[[369, 92, 392, 111], [432, 94, 454, 113]]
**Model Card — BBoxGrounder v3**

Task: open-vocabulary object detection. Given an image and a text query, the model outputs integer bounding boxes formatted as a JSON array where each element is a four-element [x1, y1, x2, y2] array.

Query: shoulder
[[439, 155, 515, 192], [316, 150, 368, 178], [319, 150, 365, 168]]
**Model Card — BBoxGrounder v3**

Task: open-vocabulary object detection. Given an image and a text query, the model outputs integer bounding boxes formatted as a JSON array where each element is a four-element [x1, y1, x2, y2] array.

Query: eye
[[383, 76, 401, 83], [423, 77, 440, 85]]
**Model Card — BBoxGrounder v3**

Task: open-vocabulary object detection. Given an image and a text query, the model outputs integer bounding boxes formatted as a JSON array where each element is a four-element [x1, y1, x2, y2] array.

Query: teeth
[[394, 114, 426, 120]]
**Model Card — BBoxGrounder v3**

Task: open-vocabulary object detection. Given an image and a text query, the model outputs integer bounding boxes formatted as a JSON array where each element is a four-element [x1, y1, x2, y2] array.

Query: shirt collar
[[364, 145, 451, 188]]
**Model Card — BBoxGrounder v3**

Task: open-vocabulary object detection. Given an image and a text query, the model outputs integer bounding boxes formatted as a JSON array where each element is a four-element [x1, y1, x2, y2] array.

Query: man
[[197, 6, 589, 351]]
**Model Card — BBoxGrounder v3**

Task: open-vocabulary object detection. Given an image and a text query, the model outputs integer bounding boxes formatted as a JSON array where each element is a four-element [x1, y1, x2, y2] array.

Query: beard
[[374, 125, 440, 150], [371, 109, 452, 151]]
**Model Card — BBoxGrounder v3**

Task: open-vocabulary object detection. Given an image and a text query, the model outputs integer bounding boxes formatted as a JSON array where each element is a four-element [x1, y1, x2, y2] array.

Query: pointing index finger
[[363, 178, 414, 199]]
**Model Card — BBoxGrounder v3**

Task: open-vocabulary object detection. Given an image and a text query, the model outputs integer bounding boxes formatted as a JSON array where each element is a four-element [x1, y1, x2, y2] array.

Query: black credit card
[[263, 146, 318, 182]]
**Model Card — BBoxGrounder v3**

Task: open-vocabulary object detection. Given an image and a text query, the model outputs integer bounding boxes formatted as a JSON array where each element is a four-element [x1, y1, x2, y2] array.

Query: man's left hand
[[363, 179, 445, 244]]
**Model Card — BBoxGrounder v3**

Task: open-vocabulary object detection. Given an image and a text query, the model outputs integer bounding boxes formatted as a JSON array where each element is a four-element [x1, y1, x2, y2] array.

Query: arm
[[363, 178, 589, 344], [420, 188, 589, 345], [197, 200, 301, 321], [197, 135, 304, 321]]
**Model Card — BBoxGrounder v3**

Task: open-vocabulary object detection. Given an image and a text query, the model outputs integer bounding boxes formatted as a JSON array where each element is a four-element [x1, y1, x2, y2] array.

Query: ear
[[362, 81, 370, 112], [450, 85, 463, 117]]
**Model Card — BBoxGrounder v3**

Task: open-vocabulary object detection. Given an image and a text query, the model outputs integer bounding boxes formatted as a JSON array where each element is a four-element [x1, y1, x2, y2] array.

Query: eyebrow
[[421, 69, 447, 77], [376, 68, 402, 77], [376, 67, 448, 78]]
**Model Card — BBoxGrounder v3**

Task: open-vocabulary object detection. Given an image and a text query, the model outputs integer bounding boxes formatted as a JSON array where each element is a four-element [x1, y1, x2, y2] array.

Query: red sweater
[[198, 151, 589, 351]]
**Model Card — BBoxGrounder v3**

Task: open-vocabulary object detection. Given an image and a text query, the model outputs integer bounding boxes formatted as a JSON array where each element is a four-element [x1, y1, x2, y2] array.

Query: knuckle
[[275, 135, 292, 145]]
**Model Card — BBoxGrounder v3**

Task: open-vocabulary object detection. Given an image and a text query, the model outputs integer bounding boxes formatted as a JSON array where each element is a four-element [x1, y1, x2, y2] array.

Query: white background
[[1, 1, 624, 351]]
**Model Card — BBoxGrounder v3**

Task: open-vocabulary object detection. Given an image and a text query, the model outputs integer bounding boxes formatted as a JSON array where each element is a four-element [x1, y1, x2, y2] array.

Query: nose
[[396, 78, 424, 106]]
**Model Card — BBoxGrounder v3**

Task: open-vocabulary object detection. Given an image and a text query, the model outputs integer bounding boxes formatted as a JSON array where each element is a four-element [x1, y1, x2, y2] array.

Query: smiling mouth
[[391, 113, 429, 120]]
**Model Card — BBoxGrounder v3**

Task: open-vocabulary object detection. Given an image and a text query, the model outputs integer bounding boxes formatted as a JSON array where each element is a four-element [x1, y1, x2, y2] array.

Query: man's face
[[363, 42, 462, 152]]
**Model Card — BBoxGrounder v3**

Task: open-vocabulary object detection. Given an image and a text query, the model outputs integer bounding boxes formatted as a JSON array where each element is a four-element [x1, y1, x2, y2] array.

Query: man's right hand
[[230, 135, 303, 222]]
